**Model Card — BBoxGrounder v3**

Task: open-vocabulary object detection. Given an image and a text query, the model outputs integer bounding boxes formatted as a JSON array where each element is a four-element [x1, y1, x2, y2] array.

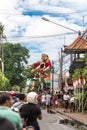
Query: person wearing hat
[[20, 92, 42, 130]]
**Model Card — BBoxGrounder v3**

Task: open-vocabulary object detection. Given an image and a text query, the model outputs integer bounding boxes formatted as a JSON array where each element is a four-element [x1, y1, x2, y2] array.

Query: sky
[[0, 0, 87, 72]]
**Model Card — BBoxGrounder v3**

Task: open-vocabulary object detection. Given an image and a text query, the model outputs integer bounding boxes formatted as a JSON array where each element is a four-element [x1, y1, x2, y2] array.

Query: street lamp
[[0, 58, 4, 74], [41, 17, 79, 33], [42, 17, 79, 91], [0, 23, 4, 74]]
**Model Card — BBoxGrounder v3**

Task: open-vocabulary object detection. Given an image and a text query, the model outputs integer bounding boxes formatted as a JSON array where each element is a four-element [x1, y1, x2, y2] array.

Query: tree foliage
[[72, 53, 87, 81], [72, 68, 81, 81], [3, 42, 30, 90], [0, 23, 4, 35], [0, 72, 9, 90], [71, 55, 87, 111], [12, 85, 20, 92], [0, 23, 6, 40]]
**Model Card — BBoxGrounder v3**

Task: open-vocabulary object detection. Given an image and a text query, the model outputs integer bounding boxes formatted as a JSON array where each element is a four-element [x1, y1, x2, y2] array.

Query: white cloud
[[0, 0, 16, 10], [0, 0, 87, 70]]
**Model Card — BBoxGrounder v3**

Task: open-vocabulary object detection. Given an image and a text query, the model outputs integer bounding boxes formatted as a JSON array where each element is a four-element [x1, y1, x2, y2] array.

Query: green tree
[[12, 85, 20, 92], [0, 23, 6, 38], [0, 72, 10, 91], [72, 68, 81, 81], [3, 42, 30, 91], [72, 53, 87, 111]]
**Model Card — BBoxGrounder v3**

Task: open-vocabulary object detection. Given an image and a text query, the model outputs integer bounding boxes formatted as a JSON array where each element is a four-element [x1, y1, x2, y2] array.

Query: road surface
[[39, 109, 77, 130]]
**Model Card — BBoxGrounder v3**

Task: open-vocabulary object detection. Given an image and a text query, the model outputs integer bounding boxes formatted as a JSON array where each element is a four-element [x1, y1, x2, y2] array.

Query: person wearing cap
[[9, 90, 18, 104], [20, 91, 42, 130]]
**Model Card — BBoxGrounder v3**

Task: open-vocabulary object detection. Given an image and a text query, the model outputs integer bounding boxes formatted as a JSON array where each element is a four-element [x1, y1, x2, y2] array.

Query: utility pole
[[51, 60, 54, 94], [83, 16, 85, 32], [59, 48, 63, 91]]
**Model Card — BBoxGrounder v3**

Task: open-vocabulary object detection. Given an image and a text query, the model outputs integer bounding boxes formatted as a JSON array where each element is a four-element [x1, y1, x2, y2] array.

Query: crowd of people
[[37, 90, 76, 113], [0, 91, 42, 130], [0, 90, 76, 130]]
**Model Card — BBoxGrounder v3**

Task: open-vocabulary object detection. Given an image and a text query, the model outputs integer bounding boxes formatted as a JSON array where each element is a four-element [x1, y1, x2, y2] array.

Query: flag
[[73, 80, 79, 89], [81, 76, 85, 88], [78, 77, 81, 87], [65, 78, 73, 90]]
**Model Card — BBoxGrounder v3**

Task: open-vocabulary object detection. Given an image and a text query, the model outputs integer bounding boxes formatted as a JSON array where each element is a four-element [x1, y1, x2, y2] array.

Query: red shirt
[[33, 60, 51, 68]]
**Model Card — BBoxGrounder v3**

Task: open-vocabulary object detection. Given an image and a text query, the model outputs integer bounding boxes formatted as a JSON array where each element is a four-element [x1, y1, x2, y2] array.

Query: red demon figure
[[27, 54, 52, 90]]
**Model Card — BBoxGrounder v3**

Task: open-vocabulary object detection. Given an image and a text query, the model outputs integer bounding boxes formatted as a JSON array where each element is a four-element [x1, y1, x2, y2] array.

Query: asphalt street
[[39, 109, 78, 130]]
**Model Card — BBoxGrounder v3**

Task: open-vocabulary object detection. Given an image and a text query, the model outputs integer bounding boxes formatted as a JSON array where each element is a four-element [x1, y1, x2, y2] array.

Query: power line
[[6, 32, 76, 40], [0, 10, 21, 15]]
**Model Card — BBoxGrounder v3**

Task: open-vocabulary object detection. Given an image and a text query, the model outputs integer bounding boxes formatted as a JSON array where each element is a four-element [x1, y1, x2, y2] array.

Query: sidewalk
[[50, 107, 87, 129]]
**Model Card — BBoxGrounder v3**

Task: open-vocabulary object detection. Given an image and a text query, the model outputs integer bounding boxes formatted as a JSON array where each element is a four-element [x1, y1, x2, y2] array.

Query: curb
[[57, 110, 87, 127], [49, 109, 87, 130]]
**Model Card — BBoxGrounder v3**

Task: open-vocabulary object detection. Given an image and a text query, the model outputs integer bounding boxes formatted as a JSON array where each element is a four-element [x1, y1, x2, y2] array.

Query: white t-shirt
[[45, 94, 51, 103], [70, 96, 75, 103], [41, 95, 46, 102], [63, 94, 69, 101]]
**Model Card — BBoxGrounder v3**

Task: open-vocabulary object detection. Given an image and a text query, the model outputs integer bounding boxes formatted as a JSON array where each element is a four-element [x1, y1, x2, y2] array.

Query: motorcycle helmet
[[27, 91, 38, 104]]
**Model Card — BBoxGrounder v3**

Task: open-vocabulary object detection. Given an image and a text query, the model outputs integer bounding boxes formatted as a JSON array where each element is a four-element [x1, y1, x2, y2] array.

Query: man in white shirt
[[63, 92, 70, 112]]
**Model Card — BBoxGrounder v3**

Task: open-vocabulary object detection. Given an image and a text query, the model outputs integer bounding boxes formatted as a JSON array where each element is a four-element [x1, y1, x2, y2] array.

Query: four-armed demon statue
[[27, 54, 52, 90]]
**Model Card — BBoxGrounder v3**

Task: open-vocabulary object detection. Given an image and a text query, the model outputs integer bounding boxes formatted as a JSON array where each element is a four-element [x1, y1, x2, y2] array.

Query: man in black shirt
[[20, 92, 42, 130]]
